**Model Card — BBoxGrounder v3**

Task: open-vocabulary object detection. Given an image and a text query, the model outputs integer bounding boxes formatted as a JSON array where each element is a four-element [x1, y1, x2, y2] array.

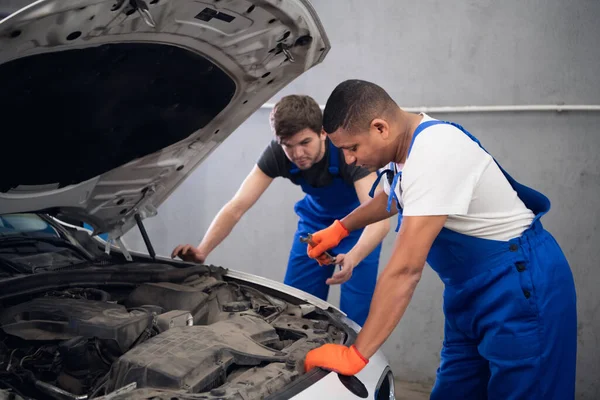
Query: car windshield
[[0, 213, 90, 274], [0, 213, 60, 237]]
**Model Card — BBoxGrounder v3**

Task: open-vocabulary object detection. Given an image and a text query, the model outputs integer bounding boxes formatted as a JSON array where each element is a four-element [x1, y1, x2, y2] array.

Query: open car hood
[[0, 0, 329, 238]]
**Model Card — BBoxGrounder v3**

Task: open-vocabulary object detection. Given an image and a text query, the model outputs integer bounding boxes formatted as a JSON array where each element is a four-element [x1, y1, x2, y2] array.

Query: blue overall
[[371, 120, 577, 399], [284, 140, 382, 326]]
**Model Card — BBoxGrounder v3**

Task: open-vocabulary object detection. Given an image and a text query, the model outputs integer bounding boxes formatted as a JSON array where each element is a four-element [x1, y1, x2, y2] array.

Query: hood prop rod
[[135, 213, 156, 260]]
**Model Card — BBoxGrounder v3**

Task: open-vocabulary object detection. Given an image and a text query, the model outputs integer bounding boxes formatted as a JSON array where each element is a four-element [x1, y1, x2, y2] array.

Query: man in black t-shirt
[[171, 94, 390, 326]]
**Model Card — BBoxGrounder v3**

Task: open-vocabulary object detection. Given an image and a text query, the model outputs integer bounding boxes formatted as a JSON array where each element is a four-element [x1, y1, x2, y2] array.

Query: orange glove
[[306, 220, 349, 262], [314, 253, 334, 266], [304, 344, 368, 375]]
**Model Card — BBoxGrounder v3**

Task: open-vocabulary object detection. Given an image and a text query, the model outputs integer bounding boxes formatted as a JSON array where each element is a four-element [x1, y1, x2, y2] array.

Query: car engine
[[0, 264, 347, 400]]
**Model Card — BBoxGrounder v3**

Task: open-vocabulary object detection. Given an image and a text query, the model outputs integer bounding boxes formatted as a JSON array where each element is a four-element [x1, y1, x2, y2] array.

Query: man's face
[[328, 120, 393, 172], [279, 128, 326, 170]]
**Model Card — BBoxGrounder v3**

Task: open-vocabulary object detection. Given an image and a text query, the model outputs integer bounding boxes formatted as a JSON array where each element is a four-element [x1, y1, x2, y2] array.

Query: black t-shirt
[[256, 138, 371, 187]]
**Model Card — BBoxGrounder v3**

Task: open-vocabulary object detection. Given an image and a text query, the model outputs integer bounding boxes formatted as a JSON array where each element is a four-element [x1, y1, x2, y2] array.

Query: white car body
[[0, 0, 394, 399]]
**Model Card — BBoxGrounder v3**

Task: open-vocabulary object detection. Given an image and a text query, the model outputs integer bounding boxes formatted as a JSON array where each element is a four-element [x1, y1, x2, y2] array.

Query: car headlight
[[375, 367, 395, 400]]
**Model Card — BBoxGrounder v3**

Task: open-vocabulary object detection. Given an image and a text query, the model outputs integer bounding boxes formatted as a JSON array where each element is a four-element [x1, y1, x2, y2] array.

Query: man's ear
[[319, 128, 327, 140], [370, 118, 390, 139]]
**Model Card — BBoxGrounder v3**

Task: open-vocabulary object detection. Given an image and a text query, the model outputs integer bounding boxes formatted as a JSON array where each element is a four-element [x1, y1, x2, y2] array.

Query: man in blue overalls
[[303, 80, 577, 399], [171, 94, 390, 326]]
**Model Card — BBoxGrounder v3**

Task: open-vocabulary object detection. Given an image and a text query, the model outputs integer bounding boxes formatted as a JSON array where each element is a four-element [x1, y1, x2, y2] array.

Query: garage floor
[[394, 380, 432, 400]]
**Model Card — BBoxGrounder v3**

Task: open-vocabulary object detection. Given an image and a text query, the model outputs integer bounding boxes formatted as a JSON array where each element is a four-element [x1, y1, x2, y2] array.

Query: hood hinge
[[105, 237, 133, 262], [131, 0, 156, 28]]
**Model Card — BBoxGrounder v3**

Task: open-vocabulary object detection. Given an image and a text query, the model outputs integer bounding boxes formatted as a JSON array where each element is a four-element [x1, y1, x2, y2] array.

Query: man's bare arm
[[353, 214, 447, 358], [198, 165, 273, 254], [172, 165, 273, 261], [345, 173, 391, 263], [341, 186, 399, 233]]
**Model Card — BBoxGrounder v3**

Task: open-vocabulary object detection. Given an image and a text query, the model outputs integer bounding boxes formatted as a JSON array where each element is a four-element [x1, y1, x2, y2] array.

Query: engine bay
[[0, 263, 348, 400]]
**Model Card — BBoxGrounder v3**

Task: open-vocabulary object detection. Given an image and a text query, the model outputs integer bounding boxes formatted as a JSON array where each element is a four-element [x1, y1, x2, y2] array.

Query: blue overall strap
[[367, 162, 402, 231], [388, 170, 404, 232], [389, 120, 448, 232], [373, 120, 470, 231], [388, 121, 445, 206], [407, 120, 448, 155], [289, 163, 300, 175], [389, 121, 446, 200], [327, 139, 340, 175], [368, 162, 395, 198], [387, 171, 402, 213]]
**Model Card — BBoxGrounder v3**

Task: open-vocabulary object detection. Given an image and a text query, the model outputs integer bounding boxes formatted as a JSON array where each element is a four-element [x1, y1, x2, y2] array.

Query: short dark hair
[[271, 94, 322, 140], [322, 79, 397, 134]]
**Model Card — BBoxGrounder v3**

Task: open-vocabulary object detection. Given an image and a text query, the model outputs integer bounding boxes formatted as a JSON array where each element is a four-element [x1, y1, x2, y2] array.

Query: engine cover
[[105, 316, 285, 393], [0, 297, 152, 351]]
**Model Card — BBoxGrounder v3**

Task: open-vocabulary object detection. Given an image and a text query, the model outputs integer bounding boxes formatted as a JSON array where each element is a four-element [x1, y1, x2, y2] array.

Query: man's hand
[[171, 244, 207, 263], [306, 220, 349, 260], [325, 253, 356, 285], [304, 344, 368, 375]]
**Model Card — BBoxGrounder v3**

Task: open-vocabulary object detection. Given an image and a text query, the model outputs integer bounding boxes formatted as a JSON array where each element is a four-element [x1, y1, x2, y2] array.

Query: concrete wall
[[124, 0, 600, 398]]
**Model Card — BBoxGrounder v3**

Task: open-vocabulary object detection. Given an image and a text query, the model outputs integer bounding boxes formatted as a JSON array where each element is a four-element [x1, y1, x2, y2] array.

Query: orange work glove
[[314, 253, 334, 266], [306, 220, 349, 261], [304, 344, 368, 375]]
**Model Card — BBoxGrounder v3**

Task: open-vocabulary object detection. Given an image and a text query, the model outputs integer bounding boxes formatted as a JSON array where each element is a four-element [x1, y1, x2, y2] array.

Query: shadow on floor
[[394, 380, 432, 400]]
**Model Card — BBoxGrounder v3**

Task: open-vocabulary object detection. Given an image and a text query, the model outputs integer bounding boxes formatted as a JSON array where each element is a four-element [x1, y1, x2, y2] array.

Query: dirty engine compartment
[[0, 264, 348, 400]]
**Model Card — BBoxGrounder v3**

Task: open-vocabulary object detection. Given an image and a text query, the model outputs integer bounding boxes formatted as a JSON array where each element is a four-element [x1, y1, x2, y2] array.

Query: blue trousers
[[430, 227, 577, 399]]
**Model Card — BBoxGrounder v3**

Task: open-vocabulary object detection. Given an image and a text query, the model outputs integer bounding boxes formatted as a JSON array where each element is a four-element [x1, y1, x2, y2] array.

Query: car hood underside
[[0, 0, 329, 238]]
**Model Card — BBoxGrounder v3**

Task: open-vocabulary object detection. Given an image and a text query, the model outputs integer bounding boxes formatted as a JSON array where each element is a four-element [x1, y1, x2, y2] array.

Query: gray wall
[[124, 1, 600, 398]]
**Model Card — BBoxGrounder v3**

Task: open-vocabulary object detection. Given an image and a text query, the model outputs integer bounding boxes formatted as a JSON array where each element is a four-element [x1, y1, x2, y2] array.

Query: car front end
[[0, 0, 394, 398]]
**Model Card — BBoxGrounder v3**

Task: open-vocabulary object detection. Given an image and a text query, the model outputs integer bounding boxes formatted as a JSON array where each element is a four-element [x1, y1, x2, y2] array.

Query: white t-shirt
[[381, 114, 535, 241]]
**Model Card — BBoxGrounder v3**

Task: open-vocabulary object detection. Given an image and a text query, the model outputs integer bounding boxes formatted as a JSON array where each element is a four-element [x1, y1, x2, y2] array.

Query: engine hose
[[34, 379, 88, 400]]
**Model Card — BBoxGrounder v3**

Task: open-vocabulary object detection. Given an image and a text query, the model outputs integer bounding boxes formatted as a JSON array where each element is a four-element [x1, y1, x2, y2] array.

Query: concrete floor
[[394, 380, 431, 400]]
